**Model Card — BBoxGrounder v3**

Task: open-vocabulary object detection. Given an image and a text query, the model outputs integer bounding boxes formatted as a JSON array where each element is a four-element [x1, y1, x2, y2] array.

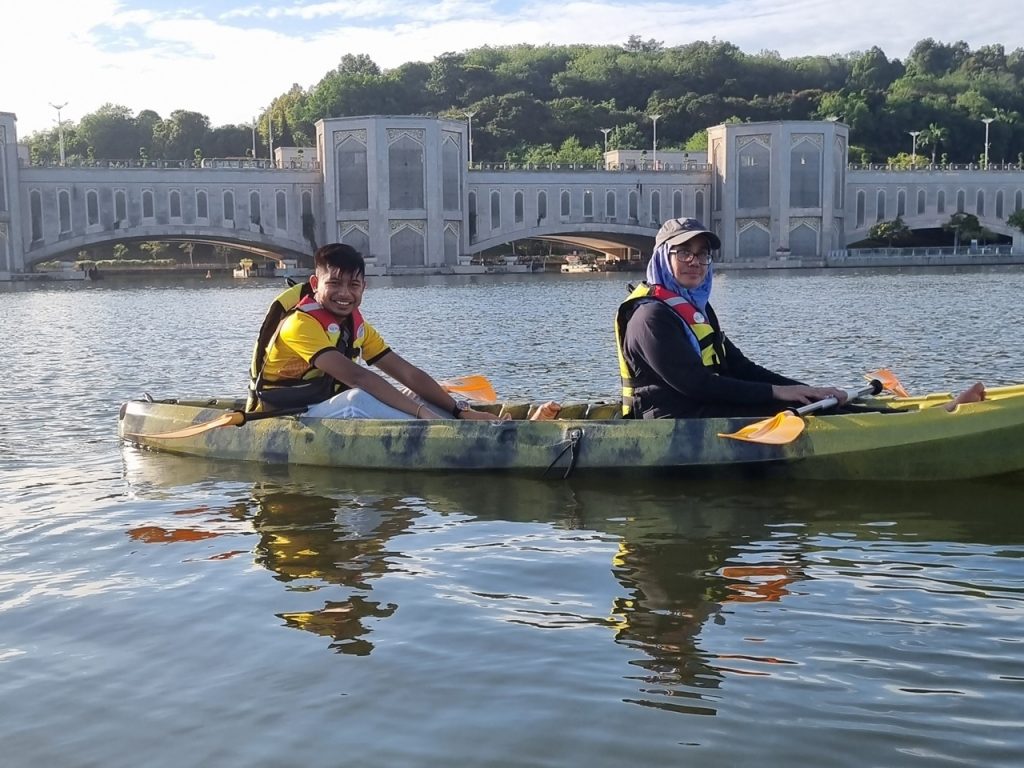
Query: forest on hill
[[24, 37, 1024, 167]]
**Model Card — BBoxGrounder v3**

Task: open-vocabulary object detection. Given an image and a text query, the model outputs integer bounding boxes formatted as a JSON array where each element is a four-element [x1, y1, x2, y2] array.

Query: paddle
[[867, 368, 910, 398], [129, 374, 499, 440], [719, 379, 883, 445]]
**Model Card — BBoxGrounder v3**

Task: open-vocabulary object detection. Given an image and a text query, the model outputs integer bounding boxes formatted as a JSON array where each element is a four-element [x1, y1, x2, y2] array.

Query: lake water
[[3, 268, 1024, 767]]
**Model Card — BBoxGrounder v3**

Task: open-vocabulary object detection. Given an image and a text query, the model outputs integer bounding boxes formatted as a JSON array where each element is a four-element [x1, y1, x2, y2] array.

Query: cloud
[[4, 0, 1022, 137]]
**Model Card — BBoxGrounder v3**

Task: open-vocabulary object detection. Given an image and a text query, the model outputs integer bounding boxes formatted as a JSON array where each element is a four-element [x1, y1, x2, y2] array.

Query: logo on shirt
[[327, 323, 340, 333], [693, 312, 706, 324]]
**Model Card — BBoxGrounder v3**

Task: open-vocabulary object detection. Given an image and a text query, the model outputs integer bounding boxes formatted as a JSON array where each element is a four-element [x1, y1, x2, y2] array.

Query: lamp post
[[908, 130, 921, 165], [251, 116, 257, 159], [465, 111, 477, 166], [600, 127, 611, 154], [49, 101, 68, 166], [982, 117, 994, 169], [649, 114, 661, 169]]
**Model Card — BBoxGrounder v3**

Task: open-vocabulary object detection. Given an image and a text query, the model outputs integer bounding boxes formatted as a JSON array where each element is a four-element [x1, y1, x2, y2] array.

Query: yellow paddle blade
[[867, 369, 910, 398], [718, 411, 807, 445], [441, 374, 498, 404], [129, 411, 245, 440]]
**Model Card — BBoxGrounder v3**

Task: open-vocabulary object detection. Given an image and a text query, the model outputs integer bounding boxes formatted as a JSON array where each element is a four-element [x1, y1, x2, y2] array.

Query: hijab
[[644, 241, 714, 357], [646, 241, 714, 311]]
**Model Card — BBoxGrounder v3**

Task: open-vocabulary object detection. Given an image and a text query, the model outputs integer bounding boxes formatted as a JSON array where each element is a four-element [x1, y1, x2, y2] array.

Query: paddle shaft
[[236, 406, 309, 425], [790, 379, 883, 417]]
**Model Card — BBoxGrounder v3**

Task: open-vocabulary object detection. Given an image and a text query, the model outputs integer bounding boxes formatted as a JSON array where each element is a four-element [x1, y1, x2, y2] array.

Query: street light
[[49, 101, 68, 166], [251, 116, 258, 159], [982, 116, 995, 169], [465, 111, 477, 165], [908, 130, 921, 165], [600, 127, 611, 154], [649, 114, 661, 169]]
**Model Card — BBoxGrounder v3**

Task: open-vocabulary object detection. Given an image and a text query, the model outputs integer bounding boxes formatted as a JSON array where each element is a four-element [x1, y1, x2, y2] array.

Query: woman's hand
[[772, 385, 849, 406]]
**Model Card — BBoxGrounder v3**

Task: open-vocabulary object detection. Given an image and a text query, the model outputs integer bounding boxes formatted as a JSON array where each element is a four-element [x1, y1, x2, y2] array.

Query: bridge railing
[[848, 163, 1024, 172], [469, 162, 711, 173], [829, 245, 1022, 261], [21, 157, 321, 171]]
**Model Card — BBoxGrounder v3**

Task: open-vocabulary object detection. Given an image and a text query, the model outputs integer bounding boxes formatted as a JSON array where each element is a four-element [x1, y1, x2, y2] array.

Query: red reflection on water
[[128, 525, 221, 543]]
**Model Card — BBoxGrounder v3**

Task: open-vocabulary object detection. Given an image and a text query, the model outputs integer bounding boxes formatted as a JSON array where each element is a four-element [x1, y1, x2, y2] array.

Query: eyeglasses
[[669, 247, 713, 266]]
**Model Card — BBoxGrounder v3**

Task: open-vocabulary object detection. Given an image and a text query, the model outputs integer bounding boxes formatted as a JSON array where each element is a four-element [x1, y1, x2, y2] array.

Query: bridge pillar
[[0, 112, 26, 278], [318, 116, 467, 272], [707, 120, 848, 263]]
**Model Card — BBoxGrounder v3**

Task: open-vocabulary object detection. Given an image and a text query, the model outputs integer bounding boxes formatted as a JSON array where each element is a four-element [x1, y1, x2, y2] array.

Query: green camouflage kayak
[[118, 385, 1024, 481]]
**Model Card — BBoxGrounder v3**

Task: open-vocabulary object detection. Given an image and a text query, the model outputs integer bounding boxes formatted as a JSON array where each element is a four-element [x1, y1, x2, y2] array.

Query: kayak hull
[[117, 385, 1024, 481]]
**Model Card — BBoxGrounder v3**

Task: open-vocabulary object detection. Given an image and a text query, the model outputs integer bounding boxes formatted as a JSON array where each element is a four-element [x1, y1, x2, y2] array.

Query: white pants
[[304, 388, 446, 420]]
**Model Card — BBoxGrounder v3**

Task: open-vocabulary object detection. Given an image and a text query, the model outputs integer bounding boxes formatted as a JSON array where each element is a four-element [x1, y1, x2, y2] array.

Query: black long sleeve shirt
[[622, 300, 802, 419]]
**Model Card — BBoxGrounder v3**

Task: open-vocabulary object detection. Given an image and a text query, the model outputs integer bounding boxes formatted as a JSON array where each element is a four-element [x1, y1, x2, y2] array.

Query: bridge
[[2, 111, 1023, 280]]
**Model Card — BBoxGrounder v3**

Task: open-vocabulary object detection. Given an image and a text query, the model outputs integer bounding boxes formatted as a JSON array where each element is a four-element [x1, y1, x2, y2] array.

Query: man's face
[[311, 266, 365, 319]]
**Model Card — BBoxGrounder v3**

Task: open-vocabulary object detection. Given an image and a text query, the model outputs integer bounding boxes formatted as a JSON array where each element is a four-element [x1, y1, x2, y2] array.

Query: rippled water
[[3, 269, 1024, 767]]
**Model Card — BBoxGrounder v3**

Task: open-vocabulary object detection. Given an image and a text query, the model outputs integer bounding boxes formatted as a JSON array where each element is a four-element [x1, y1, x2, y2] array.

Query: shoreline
[[6, 253, 1024, 283]]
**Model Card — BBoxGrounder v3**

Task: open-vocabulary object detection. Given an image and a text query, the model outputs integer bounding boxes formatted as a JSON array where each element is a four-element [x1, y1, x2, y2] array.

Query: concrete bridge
[[3, 111, 1023, 280]]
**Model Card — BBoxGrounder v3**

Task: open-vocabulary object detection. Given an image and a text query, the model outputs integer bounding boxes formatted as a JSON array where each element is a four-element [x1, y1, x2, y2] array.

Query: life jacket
[[246, 282, 366, 411], [614, 282, 725, 418]]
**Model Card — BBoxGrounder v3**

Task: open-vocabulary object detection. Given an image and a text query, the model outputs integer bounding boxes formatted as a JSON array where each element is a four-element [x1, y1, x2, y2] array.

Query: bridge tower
[[317, 116, 467, 272], [0, 112, 26, 276], [708, 120, 849, 261]]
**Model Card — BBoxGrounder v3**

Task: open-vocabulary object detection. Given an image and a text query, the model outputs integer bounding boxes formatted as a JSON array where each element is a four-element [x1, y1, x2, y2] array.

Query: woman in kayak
[[614, 218, 984, 419]]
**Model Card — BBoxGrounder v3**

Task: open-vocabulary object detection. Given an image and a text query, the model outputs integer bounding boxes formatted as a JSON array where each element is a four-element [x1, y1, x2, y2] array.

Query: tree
[[139, 241, 169, 260], [885, 151, 928, 169], [683, 129, 708, 151], [338, 53, 381, 76], [943, 212, 982, 248], [608, 124, 644, 150], [153, 110, 211, 160], [1008, 208, 1024, 235], [869, 217, 911, 246], [77, 103, 143, 159], [623, 35, 664, 53], [919, 123, 948, 165]]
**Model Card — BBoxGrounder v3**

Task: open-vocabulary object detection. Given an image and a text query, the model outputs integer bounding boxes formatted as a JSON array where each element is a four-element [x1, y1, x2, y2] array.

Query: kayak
[[118, 384, 1024, 480]]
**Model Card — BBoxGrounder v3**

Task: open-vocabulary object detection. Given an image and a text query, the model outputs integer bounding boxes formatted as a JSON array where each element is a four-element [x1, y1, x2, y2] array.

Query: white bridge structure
[[2, 110, 1023, 280]]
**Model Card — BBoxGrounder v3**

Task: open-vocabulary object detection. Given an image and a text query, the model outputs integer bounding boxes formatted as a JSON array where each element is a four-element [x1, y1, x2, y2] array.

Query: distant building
[[273, 146, 317, 168], [603, 149, 708, 170]]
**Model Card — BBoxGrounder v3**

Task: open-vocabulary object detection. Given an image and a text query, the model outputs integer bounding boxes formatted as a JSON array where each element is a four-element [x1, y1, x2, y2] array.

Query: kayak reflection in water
[[615, 218, 986, 419], [244, 484, 421, 656]]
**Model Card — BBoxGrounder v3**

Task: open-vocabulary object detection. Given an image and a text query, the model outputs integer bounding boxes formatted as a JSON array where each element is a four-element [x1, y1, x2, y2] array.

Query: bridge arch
[[24, 226, 309, 269]]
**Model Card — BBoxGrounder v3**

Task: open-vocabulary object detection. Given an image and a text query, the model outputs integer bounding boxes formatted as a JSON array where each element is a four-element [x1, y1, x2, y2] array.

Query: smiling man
[[247, 243, 493, 420]]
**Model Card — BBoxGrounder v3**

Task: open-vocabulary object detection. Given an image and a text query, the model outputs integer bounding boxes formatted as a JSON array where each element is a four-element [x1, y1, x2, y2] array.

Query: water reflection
[[123, 454, 425, 655], [121, 449, 1024, 718]]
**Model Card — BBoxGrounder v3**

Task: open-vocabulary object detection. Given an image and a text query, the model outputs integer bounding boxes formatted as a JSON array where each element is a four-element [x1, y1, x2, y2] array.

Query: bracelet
[[415, 404, 424, 419]]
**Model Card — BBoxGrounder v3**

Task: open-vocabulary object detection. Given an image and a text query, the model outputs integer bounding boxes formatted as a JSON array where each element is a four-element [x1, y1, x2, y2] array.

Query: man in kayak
[[248, 243, 495, 420], [615, 218, 986, 419]]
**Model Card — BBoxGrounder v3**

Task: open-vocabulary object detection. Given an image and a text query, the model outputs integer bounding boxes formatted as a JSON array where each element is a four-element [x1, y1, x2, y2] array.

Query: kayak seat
[[553, 403, 588, 420], [584, 403, 620, 420]]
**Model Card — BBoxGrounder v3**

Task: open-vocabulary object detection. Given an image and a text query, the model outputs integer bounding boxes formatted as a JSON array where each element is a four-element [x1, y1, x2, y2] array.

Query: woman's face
[[668, 235, 712, 290]]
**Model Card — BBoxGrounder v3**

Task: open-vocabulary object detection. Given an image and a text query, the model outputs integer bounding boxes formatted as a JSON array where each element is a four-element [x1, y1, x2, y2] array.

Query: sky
[[4, 0, 1023, 137]]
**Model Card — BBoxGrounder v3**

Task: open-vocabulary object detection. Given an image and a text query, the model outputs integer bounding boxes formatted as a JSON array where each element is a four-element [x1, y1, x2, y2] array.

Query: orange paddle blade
[[129, 411, 245, 440], [867, 369, 909, 398], [441, 374, 498, 404], [718, 411, 807, 445]]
